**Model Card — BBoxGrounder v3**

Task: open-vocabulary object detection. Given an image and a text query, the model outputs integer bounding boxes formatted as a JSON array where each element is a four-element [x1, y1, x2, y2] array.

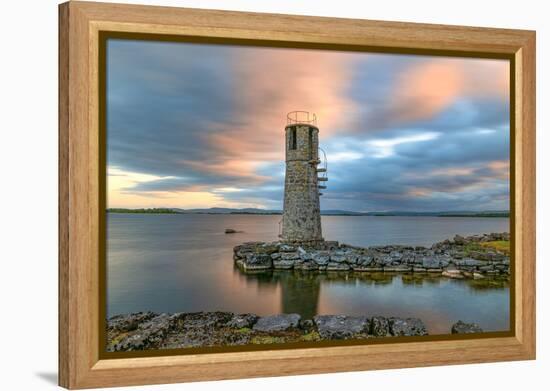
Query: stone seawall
[[107, 311, 483, 352], [233, 232, 510, 279]]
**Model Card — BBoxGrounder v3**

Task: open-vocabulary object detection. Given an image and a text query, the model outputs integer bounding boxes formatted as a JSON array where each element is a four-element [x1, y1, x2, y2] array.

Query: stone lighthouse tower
[[281, 111, 326, 245]]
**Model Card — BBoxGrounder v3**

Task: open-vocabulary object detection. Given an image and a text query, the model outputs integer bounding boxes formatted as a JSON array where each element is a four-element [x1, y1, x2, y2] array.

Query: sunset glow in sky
[[106, 39, 510, 212]]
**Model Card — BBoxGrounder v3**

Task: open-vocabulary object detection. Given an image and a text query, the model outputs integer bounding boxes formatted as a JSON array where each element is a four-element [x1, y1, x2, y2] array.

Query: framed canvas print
[[58, 1, 536, 389]]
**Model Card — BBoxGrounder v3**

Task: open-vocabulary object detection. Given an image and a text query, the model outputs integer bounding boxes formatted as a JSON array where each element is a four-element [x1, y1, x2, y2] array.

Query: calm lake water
[[107, 214, 510, 334]]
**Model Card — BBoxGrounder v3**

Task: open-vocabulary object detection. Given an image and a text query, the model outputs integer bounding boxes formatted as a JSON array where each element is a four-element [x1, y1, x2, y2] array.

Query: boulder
[[478, 265, 495, 272], [384, 265, 411, 272], [313, 315, 369, 339], [451, 320, 483, 334], [422, 256, 440, 269], [453, 235, 466, 245], [330, 251, 350, 263], [390, 251, 402, 261], [298, 247, 314, 261], [298, 261, 319, 271], [388, 317, 428, 336], [255, 243, 279, 255], [110, 313, 173, 351], [226, 313, 259, 329], [357, 255, 374, 265], [311, 251, 331, 265], [244, 253, 273, 270], [370, 316, 390, 337], [273, 259, 295, 269], [253, 314, 301, 332], [300, 319, 315, 332], [280, 252, 300, 260], [454, 258, 486, 267], [279, 244, 296, 252], [108, 311, 157, 333], [326, 262, 351, 271]]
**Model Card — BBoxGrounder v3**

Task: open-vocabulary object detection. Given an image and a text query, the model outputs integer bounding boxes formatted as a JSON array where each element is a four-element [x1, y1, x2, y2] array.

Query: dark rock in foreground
[[389, 317, 428, 336], [451, 320, 484, 334], [253, 314, 301, 332], [313, 315, 369, 339], [106, 311, 477, 352]]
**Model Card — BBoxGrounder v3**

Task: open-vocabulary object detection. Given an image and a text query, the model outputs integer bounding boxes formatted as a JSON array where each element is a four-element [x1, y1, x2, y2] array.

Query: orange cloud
[[488, 160, 510, 180], [202, 48, 359, 177], [392, 58, 509, 122]]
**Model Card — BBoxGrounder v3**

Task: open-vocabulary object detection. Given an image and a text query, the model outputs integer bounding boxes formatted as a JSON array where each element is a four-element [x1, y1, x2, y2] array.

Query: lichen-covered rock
[[313, 315, 369, 339], [326, 262, 350, 271], [227, 313, 259, 328], [422, 256, 440, 269], [311, 251, 331, 265], [330, 250, 350, 263], [108, 313, 173, 351], [253, 314, 301, 332], [388, 317, 428, 336], [273, 259, 295, 269], [108, 311, 157, 333], [384, 265, 412, 272], [298, 261, 319, 271], [279, 244, 296, 252], [280, 251, 300, 260], [451, 320, 483, 334], [297, 247, 314, 261], [370, 316, 390, 337], [243, 253, 273, 270]]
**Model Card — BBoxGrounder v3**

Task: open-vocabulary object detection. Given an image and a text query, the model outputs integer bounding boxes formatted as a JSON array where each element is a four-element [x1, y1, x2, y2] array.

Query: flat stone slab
[[388, 317, 428, 336], [451, 320, 483, 334], [252, 314, 301, 332], [313, 315, 369, 339], [233, 233, 510, 278]]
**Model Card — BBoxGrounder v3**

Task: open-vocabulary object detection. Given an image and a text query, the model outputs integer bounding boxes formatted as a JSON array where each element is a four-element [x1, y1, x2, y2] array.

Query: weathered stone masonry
[[281, 123, 323, 245]]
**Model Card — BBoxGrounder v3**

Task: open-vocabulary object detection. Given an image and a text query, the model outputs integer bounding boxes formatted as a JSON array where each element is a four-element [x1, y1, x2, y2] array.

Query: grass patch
[[479, 240, 510, 254], [463, 242, 483, 256], [235, 327, 252, 334], [300, 331, 321, 342], [108, 331, 128, 346], [250, 335, 287, 344]]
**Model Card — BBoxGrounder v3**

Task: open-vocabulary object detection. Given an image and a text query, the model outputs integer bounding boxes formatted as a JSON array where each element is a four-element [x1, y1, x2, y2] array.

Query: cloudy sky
[[106, 39, 510, 212]]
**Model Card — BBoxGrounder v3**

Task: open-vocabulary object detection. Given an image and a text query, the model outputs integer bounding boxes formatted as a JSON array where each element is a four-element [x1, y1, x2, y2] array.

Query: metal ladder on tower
[[317, 147, 328, 196]]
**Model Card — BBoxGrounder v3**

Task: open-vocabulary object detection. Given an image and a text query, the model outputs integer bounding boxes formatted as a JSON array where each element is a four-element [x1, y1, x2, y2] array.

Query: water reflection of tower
[[278, 272, 320, 320], [238, 270, 321, 320]]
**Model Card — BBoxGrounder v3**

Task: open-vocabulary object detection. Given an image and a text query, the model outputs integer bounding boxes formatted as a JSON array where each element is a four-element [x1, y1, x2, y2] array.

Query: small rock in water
[[225, 228, 240, 234], [451, 320, 483, 334]]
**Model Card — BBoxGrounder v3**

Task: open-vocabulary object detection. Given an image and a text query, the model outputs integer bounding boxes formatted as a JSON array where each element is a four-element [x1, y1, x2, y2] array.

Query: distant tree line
[[107, 208, 181, 214]]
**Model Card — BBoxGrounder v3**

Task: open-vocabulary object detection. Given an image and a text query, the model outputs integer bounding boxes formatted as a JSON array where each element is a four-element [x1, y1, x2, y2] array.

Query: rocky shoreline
[[233, 232, 510, 279], [107, 311, 484, 352]]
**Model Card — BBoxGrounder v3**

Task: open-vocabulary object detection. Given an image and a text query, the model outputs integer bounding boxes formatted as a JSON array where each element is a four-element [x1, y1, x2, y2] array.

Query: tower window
[[289, 128, 297, 150]]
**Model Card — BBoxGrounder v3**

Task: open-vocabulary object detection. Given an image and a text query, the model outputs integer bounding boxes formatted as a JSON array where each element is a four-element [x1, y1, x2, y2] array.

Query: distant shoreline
[[106, 208, 509, 218]]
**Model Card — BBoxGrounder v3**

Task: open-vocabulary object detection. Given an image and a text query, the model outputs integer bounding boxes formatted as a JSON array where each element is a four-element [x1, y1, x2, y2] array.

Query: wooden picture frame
[[59, 1, 536, 388]]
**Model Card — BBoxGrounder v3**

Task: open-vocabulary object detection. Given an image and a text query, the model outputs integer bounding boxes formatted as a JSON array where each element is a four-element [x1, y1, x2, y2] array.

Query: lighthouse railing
[[286, 111, 317, 126]]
